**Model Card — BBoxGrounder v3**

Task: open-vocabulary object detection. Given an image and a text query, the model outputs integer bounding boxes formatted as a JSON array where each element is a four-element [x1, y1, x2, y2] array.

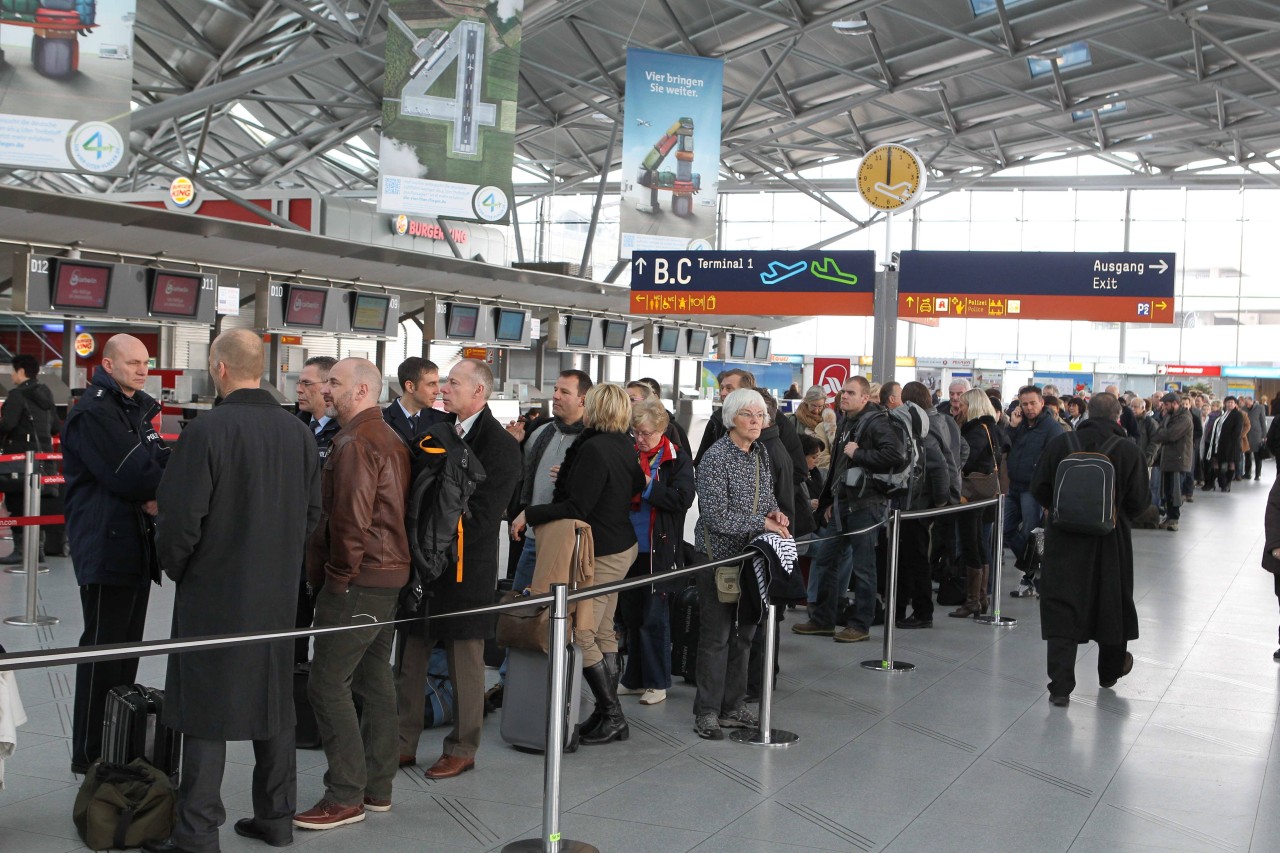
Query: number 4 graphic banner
[[377, 0, 525, 224], [0, 0, 136, 175]]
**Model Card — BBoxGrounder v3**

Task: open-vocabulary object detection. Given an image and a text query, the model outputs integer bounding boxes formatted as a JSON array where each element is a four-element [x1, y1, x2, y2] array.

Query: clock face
[[857, 144, 926, 212]]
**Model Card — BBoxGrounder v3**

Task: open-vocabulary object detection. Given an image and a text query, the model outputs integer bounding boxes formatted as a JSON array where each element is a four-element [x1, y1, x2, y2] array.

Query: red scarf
[[631, 434, 676, 510]]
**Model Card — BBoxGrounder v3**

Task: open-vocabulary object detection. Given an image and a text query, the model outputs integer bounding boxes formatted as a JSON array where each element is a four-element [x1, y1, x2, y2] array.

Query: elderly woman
[[516, 383, 645, 745], [693, 387, 791, 740], [951, 388, 1003, 619], [616, 399, 695, 706], [789, 385, 838, 470]]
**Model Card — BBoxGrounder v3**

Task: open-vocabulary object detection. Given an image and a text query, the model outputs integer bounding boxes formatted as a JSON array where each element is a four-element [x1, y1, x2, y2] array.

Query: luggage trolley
[[0, 3, 98, 80]]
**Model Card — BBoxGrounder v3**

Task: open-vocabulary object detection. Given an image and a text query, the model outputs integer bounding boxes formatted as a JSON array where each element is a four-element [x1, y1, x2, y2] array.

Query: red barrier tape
[[0, 515, 64, 527], [0, 453, 63, 463], [40, 475, 65, 485]]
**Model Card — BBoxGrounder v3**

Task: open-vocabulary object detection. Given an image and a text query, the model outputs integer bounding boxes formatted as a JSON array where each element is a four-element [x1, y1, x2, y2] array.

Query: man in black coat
[[419, 359, 520, 779], [62, 334, 171, 774], [1206, 396, 1246, 491], [1031, 393, 1149, 706], [383, 356, 448, 446], [294, 355, 339, 664], [1262, 476, 1280, 661], [0, 353, 59, 565], [147, 329, 321, 853]]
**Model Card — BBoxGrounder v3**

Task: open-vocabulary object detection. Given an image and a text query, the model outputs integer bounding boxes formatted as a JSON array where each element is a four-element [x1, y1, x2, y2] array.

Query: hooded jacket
[[0, 377, 58, 456]]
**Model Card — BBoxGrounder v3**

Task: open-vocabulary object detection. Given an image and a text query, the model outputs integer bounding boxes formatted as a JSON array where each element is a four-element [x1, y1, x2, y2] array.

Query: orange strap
[[456, 518, 464, 583]]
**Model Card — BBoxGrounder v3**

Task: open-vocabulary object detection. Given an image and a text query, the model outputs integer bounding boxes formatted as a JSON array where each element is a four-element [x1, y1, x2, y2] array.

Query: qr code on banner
[[384, 177, 402, 194]]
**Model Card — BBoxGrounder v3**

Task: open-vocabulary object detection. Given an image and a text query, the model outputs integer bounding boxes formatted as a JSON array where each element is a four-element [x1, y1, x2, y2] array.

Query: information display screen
[[729, 334, 748, 359], [565, 316, 592, 347], [687, 329, 708, 356], [446, 303, 480, 339], [350, 293, 391, 333], [51, 260, 112, 310], [657, 326, 679, 354], [285, 286, 328, 328], [753, 337, 771, 360], [147, 270, 202, 318], [602, 320, 628, 350], [494, 308, 526, 342]]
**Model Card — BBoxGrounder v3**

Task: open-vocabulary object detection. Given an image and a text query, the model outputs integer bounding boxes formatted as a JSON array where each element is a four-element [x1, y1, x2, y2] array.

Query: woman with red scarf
[[617, 399, 695, 705]]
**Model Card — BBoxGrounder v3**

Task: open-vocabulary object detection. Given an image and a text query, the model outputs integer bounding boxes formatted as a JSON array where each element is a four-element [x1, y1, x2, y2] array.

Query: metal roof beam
[[723, 38, 801, 135]]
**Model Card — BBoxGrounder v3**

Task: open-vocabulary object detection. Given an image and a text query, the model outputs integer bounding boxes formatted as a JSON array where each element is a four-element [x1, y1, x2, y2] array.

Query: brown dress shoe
[[293, 798, 365, 830], [423, 754, 475, 779], [398, 754, 416, 767]]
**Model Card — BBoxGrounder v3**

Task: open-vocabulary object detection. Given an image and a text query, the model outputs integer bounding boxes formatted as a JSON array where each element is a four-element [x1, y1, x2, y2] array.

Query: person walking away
[[1244, 397, 1266, 481], [146, 329, 320, 853], [0, 354, 59, 565], [1031, 393, 1149, 705]]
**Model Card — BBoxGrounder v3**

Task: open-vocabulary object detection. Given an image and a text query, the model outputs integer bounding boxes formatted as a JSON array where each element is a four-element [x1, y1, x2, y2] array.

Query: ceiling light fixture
[[832, 19, 875, 36]]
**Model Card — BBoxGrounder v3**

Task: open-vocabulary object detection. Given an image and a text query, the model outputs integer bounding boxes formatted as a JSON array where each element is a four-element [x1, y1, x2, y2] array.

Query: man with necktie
[[384, 357, 447, 447], [295, 356, 340, 665]]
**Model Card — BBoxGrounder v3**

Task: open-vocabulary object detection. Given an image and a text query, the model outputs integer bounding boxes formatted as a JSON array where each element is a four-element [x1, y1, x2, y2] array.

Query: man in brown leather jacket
[[295, 357, 411, 832]]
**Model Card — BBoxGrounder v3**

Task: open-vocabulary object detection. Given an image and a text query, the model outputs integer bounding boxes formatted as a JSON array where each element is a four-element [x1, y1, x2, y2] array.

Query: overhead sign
[[15, 254, 217, 327], [813, 357, 851, 405], [1160, 364, 1220, 376], [0, 0, 137, 175], [377, 1, 525, 224], [619, 48, 723, 256], [630, 250, 876, 315], [897, 251, 1176, 323]]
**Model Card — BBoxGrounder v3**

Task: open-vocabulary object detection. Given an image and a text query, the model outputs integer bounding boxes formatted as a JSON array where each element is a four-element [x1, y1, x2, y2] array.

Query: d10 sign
[[897, 251, 1176, 323]]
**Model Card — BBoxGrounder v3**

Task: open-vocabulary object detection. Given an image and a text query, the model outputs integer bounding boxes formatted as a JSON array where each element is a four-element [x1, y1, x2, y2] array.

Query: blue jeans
[[1149, 466, 1161, 507], [805, 528, 851, 613], [1161, 470, 1182, 521], [618, 562, 672, 690], [1002, 487, 1042, 563], [499, 537, 540, 682], [813, 504, 884, 632]]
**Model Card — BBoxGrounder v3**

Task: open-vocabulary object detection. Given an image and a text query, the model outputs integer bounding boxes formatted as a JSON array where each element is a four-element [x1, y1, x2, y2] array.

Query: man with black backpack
[[1030, 393, 1149, 707], [796, 376, 905, 643]]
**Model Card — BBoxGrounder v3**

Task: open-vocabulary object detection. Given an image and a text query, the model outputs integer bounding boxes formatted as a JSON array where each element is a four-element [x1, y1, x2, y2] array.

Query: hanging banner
[[619, 48, 723, 257], [377, 1, 524, 224], [0, 0, 136, 175], [813, 358, 853, 405]]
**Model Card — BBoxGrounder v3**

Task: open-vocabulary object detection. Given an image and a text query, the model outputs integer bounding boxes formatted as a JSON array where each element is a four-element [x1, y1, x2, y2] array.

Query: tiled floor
[[2, 480, 1278, 852]]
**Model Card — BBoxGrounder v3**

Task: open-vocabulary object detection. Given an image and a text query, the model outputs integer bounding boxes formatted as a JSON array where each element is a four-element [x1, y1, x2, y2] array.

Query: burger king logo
[[393, 214, 409, 235], [169, 177, 195, 208], [74, 333, 95, 358]]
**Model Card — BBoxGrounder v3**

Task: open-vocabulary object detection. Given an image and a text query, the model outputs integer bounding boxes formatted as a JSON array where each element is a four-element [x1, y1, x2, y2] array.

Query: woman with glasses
[[616, 399, 695, 706], [789, 385, 838, 471], [692, 388, 791, 740]]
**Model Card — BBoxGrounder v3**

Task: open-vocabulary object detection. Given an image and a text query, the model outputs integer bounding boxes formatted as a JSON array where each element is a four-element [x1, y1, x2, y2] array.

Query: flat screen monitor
[[729, 334, 748, 360], [601, 320, 628, 351], [446, 303, 480, 339], [51, 260, 112, 311], [350, 293, 391, 333], [147, 269, 202, 318], [753, 337, 772, 360], [284, 285, 328, 328], [686, 329, 708, 356], [494, 308, 526, 342], [564, 316, 592, 347], [657, 326, 679, 354]]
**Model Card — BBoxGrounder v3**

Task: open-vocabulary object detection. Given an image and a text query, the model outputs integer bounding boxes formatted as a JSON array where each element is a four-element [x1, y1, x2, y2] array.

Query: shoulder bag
[[712, 451, 760, 604], [961, 424, 1002, 502]]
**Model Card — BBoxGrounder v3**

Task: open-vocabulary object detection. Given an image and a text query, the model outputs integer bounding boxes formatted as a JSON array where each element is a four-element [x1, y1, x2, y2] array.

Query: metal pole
[[503, 583, 596, 853], [5, 451, 48, 576], [730, 603, 798, 748], [6, 453, 57, 626], [976, 493, 1017, 627], [862, 510, 915, 672]]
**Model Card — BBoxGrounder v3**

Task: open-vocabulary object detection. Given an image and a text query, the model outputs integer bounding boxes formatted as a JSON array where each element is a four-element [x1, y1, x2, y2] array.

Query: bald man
[[298, 358, 411, 830], [62, 334, 171, 774]]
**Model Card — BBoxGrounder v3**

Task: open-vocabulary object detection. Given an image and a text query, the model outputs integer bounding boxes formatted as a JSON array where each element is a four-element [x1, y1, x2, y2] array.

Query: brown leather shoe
[[423, 754, 475, 780], [398, 754, 416, 767], [293, 798, 365, 830]]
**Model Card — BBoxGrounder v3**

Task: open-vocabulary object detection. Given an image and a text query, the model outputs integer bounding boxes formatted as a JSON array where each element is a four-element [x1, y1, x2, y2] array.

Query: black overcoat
[[1210, 408, 1245, 465], [1031, 419, 1149, 645], [427, 405, 521, 640], [1263, 476, 1280, 575], [156, 388, 321, 740]]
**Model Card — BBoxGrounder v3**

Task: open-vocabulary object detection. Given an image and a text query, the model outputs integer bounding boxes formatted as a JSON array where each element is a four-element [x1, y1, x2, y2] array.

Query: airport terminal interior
[[2, 0, 1280, 851]]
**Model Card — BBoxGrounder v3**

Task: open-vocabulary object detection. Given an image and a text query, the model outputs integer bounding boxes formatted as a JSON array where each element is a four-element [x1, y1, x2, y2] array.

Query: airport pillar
[[375, 339, 387, 376], [871, 268, 898, 386], [61, 319, 74, 389], [673, 360, 682, 401]]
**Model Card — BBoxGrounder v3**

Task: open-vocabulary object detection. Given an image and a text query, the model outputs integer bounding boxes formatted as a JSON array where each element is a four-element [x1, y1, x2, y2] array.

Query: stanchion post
[[5, 452, 56, 627], [5, 451, 48, 576], [730, 603, 799, 748], [976, 494, 1017, 628], [503, 583, 596, 853], [862, 509, 914, 673]]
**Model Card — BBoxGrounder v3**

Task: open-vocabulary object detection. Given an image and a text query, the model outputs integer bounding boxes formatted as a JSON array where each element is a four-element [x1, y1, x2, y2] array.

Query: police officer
[[63, 334, 170, 774]]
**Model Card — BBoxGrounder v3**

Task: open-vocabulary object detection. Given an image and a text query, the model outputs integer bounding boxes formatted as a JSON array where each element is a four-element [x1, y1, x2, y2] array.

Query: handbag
[[711, 453, 761, 604], [961, 424, 1002, 502], [72, 759, 176, 851], [495, 589, 551, 653]]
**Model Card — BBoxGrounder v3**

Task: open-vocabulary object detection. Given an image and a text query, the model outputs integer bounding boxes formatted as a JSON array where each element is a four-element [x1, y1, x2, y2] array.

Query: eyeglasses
[[634, 429, 661, 440], [736, 410, 767, 421]]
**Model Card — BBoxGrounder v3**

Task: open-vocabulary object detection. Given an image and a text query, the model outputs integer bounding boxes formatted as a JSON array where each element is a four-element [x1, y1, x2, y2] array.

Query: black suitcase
[[102, 685, 182, 779], [500, 644, 583, 753], [670, 584, 699, 684]]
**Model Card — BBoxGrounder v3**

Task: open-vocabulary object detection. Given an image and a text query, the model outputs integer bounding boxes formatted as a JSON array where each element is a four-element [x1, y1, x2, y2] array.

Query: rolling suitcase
[[500, 644, 583, 753], [102, 685, 182, 780], [670, 583, 699, 684]]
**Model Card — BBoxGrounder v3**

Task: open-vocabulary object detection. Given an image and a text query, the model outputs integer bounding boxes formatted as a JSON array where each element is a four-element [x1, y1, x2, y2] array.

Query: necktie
[[311, 419, 322, 436], [455, 423, 465, 438], [409, 413, 420, 435]]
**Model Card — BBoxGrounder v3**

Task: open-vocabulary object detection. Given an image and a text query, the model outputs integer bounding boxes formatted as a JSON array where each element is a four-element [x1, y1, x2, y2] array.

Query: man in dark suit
[[295, 355, 339, 664], [417, 358, 520, 779], [384, 357, 447, 446], [146, 329, 320, 852]]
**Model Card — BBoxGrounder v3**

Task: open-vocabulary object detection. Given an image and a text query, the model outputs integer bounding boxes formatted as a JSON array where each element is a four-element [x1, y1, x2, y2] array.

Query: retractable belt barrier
[[4, 451, 63, 626]]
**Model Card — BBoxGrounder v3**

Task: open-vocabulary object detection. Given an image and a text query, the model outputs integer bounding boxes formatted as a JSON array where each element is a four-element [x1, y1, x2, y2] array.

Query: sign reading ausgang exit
[[630, 250, 876, 316], [896, 251, 1176, 323]]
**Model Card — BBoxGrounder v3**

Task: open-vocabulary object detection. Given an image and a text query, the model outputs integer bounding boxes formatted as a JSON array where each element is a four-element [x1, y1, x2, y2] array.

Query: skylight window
[[969, 0, 1033, 15], [1071, 101, 1126, 121], [229, 103, 278, 147], [1027, 42, 1092, 78]]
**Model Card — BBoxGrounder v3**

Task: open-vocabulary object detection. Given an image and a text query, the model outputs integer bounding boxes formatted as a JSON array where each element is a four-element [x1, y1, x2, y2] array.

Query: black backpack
[[401, 422, 487, 616], [849, 403, 925, 500], [1051, 432, 1122, 535]]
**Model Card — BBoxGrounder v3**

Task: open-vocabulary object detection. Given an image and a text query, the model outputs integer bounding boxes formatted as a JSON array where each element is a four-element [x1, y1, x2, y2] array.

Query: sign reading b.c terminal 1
[[897, 251, 1176, 323], [629, 250, 876, 315]]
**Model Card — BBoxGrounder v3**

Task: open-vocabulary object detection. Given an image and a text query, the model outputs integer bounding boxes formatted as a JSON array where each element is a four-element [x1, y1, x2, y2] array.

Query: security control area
[[2, 1, 1280, 851]]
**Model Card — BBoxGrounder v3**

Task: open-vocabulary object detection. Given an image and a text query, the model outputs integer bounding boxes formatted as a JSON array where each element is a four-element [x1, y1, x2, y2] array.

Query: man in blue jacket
[[63, 334, 170, 774], [1005, 385, 1063, 598]]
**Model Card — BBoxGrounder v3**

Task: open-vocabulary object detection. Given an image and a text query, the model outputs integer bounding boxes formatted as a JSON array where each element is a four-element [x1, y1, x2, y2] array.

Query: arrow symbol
[[1155, 301, 1168, 310], [1152, 259, 1168, 274], [906, 296, 915, 307], [634, 257, 647, 275]]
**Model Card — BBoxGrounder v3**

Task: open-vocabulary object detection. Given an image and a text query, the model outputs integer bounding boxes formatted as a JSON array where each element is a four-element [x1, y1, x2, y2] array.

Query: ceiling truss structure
[[0, 0, 1277, 223]]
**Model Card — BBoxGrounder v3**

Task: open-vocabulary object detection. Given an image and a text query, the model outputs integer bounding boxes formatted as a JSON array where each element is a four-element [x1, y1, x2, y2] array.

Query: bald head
[[209, 328, 264, 393], [323, 357, 382, 425], [442, 358, 491, 420], [101, 334, 150, 397]]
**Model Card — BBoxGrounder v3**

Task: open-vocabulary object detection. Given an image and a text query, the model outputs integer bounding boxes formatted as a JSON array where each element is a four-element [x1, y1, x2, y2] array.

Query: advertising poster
[[700, 361, 797, 398], [813, 357, 853, 406], [620, 48, 722, 257], [1033, 374, 1094, 397], [378, 0, 524, 224], [0, 0, 136, 175]]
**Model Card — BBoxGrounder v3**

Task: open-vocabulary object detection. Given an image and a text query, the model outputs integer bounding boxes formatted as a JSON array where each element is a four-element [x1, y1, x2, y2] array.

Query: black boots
[[581, 652, 618, 735], [580, 661, 628, 745], [948, 568, 984, 618], [603, 651, 621, 691]]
